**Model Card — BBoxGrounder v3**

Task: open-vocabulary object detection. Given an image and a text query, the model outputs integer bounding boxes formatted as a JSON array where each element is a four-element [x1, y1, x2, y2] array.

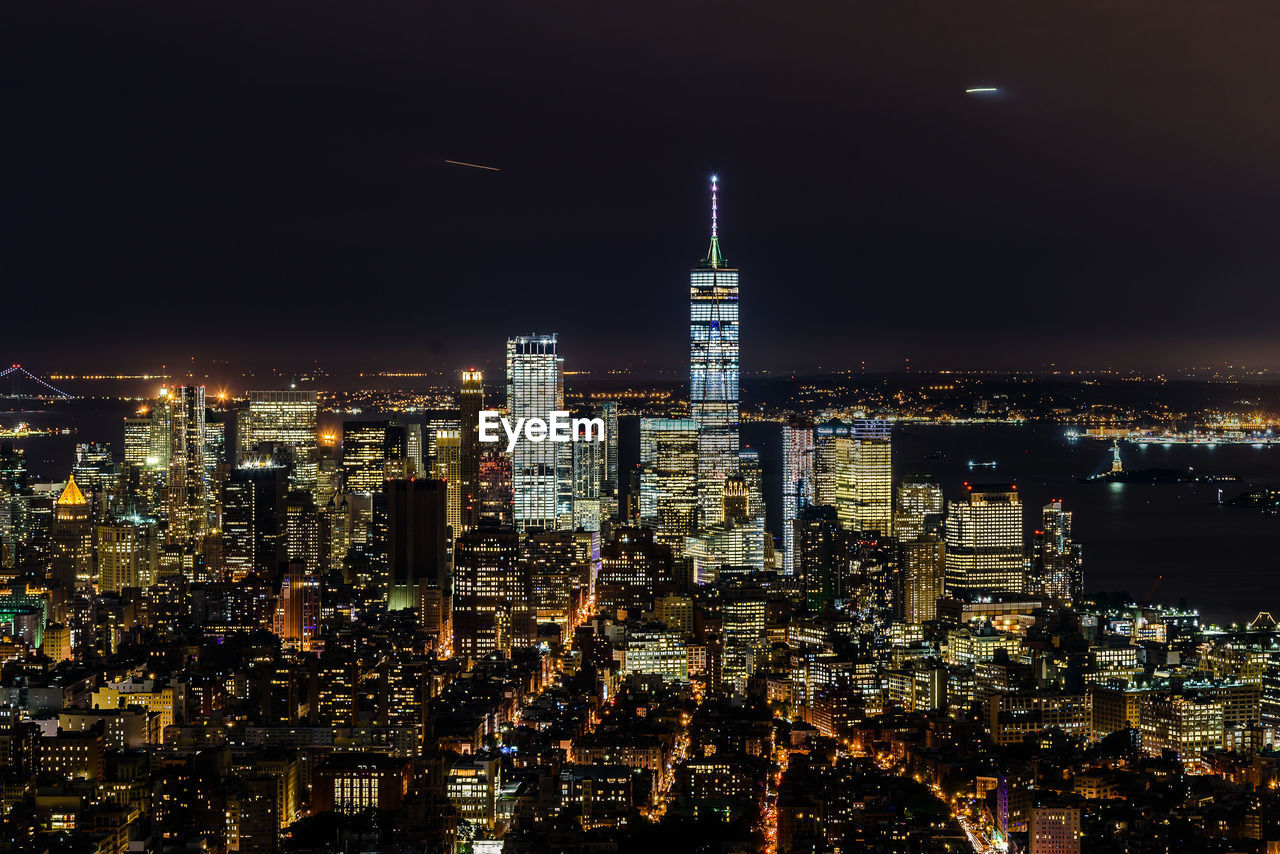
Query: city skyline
[[5, 5, 1280, 853]]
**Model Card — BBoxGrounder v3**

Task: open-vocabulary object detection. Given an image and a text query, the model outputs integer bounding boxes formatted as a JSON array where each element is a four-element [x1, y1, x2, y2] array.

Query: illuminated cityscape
[[5, 180, 1280, 854], [9, 3, 1280, 853]]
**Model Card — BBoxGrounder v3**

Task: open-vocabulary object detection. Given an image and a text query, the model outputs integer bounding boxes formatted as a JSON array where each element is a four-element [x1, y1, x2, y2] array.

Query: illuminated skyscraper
[[507, 334, 568, 532], [571, 422, 604, 533], [149, 396, 172, 469], [685, 516, 765, 584], [239, 392, 317, 487], [123, 415, 151, 466], [97, 520, 157, 592], [523, 529, 596, 634], [222, 462, 287, 582], [1033, 500, 1083, 605], [1029, 807, 1081, 854], [430, 428, 462, 536], [781, 419, 815, 574], [895, 479, 944, 542], [284, 491, 324, 574], [900, 536, 945, 624], [404, 423, 424, 478], [273, 560, 320, 651], [240, 392, 318, 488], [813, 420, 854, 521], [452, 524, 521, 657], [687, 455, 766, 582], [478, 449, 513, 527], [737, 449, 766, 527], [639, 418, 699, 556], [849, 419, 893, 535], [51, 475, 93, 590], [945, 484, 1025, 595], [164, 385, 209, 545], [341, 421, 406, 494], [689, 176, 739, 527], [721, 595, 766, 693], [600, 400, 620, 524], [71, 442, 115, 500], [459, 370, 485, 532]]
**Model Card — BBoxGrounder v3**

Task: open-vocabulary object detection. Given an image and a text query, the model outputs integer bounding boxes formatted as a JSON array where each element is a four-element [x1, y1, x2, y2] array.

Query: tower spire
[[711, 174, 718, 240], [704, 174, 726, 268]]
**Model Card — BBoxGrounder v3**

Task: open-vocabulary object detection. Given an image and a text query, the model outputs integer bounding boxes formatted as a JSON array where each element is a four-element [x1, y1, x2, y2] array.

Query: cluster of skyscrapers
[[0, 176, 1129, 854], [0, 177, 1088, 669]]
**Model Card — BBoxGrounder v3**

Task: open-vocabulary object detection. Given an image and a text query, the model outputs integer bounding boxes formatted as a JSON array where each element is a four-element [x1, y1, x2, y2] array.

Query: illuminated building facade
[[1029, 807, 1082, 854], [312, 755, 411, 815], [598, 527, 674, 619], [639, 418, 699, 556], [477, 449, 513, 527], [572, 420, 604, 533], [600, 400, 620, 522], [340, 420, 405, 494], [849, 419, 893, 535], [404, 423, 423, 477], [895, 479, 944, 542], [97, 520, 157, 592], [1033, 499, 1083, 605], [524, 530, 592, 632], [794, 505, 848, 610], [900, 535, 945, 624], [945, 484, 1025, 595], [430, 428, 462, 535], [51, 476, 93, 591], [123, 416, 151, 466], [164, 385, 208, 545], [625, 629, 689, 682], [781, 419, 814, 574], [722, 597, 766, 692], [507, 334, 569, 531], [222, 463, 287, 582], [687, 468, 765, 583], [689, 176, 739, 528], [272, 560, 319, 650], [447, 754, 500, 829], [240, 391, 318, 488], [1140, 694, 1224, 769], [284, 491, 323, 574], [452, 525, 519, 657]]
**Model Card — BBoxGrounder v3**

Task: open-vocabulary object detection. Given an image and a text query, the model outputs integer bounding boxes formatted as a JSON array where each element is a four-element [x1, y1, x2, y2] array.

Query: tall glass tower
[[689, 176, 740, 527], [165, 385, 208, 545], [507, 334, 568, 532], [781, 418, 815, 574]]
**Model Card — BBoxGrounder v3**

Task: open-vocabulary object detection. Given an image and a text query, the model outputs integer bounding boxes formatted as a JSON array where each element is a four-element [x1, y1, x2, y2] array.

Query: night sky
[[7, 2, 1280, 376]]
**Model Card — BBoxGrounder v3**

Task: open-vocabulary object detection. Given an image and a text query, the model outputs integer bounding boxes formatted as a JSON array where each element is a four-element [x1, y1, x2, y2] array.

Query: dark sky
[[7, 1, 1280, 377]]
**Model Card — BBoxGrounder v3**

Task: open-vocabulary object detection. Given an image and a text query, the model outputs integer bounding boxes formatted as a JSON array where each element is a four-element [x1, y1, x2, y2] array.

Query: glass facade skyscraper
[[241, 390, 319, 488], [1034, 499, 1083, 605], [690, 176, 739, 528], [850, 418, 893, 536], [781, 418, 815, 574], [639, 418, 699, 555], [507, 334, 568, 532], [164, 385, 208, 546]]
